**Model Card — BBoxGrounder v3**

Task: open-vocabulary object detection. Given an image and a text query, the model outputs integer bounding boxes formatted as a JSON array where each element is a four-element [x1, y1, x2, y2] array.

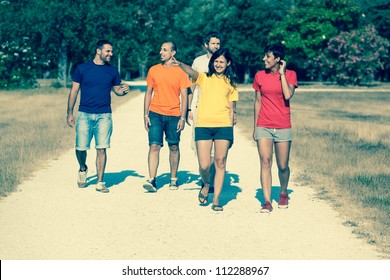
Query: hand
[[144, 116, 151, 132], [176, 119, 185, 132], [67, 115, 75, 127], [186, 111, 193, 126], [171, 56, 180, 67], [279, 60, 286, 74], [120, 84, 130, 95], [233, 112, 237, 126]]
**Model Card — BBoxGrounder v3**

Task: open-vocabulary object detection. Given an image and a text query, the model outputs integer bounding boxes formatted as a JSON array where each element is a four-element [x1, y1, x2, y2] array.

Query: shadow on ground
[[255, 186, 294, 205], [85, 170, 144, 188]]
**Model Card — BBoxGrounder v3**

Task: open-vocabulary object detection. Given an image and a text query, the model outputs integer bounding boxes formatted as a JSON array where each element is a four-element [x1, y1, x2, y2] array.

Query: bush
[[0, 37, 40, 89], [313, 24, 389, 86]]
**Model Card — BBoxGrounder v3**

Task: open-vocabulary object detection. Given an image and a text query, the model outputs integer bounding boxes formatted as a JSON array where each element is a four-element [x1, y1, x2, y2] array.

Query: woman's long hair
[[207, 48, 239, 88]]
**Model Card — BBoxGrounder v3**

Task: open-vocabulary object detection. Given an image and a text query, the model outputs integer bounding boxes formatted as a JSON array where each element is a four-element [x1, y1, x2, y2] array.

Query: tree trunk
[[57, 40, 67, 87]]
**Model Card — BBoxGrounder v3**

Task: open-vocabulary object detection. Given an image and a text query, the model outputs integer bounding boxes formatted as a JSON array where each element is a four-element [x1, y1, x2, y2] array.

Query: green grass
[[236, 87, 390, 256]]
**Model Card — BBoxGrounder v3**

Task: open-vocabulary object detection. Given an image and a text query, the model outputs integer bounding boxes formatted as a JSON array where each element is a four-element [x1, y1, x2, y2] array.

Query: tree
[[0, 0, 41, 88], [173, 0, 292, 82], [270, 0, 362, 80]]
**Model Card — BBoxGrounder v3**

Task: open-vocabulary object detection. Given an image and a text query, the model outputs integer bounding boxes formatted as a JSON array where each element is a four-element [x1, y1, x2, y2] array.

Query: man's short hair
[[166, 41, 177, 52], [96, 39, 113, 50], [202, 31, 222, 45]]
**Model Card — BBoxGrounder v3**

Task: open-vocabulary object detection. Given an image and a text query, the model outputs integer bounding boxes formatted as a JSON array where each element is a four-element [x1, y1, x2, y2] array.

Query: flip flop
[[211, 204, 223, 211], [198, 185, 208, 205]]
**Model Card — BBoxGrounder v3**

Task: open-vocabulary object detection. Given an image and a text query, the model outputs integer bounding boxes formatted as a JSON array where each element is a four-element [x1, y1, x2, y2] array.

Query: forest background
[[0, 0, 389, 89]]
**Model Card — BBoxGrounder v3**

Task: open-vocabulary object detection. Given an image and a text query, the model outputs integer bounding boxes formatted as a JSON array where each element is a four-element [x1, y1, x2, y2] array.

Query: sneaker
[[169, 178, 179, 190], [77, 166, 88, 188], [278, 193, 289, 209], [143, 178, 157, 192], [95, 182, 109, 193], [260, 201, 273, 213]]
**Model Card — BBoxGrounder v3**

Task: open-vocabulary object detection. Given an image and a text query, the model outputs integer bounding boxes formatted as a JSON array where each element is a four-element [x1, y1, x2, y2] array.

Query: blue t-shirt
[[72, 61, 121, 113]]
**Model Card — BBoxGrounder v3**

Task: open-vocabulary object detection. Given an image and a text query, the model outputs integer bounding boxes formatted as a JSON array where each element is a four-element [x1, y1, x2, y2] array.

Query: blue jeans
[[75, 112, 112, 150], [148, 111, 181, 147]]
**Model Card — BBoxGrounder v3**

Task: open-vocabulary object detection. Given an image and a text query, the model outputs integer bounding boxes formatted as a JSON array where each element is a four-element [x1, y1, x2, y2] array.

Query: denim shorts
[[195, 127, 234, 142], [148, 111, 181, 147], [75, 111, 113, 150], [254, 127, 292, 142]]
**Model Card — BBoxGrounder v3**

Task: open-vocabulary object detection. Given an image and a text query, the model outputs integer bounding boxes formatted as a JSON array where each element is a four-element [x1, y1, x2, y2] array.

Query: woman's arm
[[279, 60, 295, 100], [253, 90, 261, 140], [172, 58, 199, 81]]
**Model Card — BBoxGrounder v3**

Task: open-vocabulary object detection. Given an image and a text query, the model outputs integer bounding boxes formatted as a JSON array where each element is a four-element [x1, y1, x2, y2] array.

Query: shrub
[[0, 37, 40, 89], [313, 24, 389, 86]]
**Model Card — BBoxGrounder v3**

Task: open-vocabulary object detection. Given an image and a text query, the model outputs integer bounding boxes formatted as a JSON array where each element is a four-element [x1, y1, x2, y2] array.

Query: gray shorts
[[254, 127, 292, 142]]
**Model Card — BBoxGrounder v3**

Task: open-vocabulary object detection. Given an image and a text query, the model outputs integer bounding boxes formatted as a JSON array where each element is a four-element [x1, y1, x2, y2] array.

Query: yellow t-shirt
[[146, 64, 191, 116], [195, 72, 238, 127]]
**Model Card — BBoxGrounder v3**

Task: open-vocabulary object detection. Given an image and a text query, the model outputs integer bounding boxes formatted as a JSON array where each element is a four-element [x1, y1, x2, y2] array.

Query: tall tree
[[270, 0, 361, 80], [173, 0, 292, 81]]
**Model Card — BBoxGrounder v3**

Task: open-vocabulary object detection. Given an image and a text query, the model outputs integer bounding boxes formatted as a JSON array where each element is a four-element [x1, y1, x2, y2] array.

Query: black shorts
[[195, 127, 234, 142]]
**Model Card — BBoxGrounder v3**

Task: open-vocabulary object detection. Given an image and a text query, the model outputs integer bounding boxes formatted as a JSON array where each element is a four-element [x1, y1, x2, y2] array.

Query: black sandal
[[198, 184, 209, 205], [211, 204, 223, 211]]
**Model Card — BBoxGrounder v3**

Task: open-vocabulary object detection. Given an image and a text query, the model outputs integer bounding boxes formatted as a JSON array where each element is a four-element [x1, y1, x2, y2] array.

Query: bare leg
[[96, 148, 107, 182], [76, 150, 87, 171], [212, 140, 230, 206], [275, 141, 291, 194], [168, 144, 180, 179], [257, 138, 274, 203], [196, 140, 213, 196], [148, 144, 161, 178]]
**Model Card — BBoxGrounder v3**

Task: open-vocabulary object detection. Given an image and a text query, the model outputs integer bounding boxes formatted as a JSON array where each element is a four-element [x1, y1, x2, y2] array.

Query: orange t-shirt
[[146, 64, 191, 116]]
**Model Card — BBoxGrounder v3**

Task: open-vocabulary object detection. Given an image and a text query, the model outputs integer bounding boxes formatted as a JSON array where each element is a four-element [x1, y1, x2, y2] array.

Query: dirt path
[[0, 92, 382, 260]]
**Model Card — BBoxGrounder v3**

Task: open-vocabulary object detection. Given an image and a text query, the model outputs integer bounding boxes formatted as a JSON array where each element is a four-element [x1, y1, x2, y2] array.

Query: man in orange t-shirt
[[143, 41, 191, 192]]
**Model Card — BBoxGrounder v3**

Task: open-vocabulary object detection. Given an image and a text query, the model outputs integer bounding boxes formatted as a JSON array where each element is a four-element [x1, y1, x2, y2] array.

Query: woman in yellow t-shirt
[[173, 48, 239, 211]]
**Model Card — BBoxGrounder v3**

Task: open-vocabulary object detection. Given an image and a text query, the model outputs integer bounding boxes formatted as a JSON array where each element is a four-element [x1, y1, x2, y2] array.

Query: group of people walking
[[66, 32, 298, 213]]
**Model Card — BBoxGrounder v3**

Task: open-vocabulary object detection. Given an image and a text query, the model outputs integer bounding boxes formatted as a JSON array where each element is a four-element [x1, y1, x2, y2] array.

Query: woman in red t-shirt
[[252, 44, 298, 213]]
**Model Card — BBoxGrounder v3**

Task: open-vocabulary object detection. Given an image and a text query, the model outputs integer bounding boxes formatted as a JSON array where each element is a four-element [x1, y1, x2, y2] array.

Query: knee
[[150, 144, 161, 153], [279, 165, 290, 173], [214, 157, 227, 169], [199, 163, 210, 174], [168, 144, 179, 153], [96, 149, 106, 156], [260, 157, 272, 169]]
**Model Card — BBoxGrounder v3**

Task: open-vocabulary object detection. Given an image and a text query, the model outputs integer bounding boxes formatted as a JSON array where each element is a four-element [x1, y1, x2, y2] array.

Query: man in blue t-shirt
[[67, 39, 130, 193]]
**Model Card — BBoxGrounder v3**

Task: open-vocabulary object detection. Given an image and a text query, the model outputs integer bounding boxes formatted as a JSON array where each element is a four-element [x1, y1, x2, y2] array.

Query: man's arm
[[143, 86, 153, 131], [177, 87, 188, 131], [66, 81, 80, 127]]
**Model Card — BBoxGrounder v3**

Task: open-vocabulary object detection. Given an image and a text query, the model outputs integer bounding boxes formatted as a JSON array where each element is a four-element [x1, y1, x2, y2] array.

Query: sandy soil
[[0, 92, 384, 260]]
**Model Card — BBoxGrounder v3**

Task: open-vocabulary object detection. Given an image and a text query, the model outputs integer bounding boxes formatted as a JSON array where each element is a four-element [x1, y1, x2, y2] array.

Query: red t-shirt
[[252, 70, 298, 128]]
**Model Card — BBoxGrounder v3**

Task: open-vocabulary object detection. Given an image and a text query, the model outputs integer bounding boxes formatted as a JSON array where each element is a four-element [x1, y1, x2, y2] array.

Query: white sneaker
[[169, 178, 179, 190], [77, 167, 88, 188], [143, 178, 157, 192], [95, 182, 109, 193]]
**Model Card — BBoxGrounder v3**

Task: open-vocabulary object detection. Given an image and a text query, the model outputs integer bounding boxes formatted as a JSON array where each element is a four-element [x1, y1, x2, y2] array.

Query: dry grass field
[[236, 85, 390, 255], [0, 87, 138, 197]]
